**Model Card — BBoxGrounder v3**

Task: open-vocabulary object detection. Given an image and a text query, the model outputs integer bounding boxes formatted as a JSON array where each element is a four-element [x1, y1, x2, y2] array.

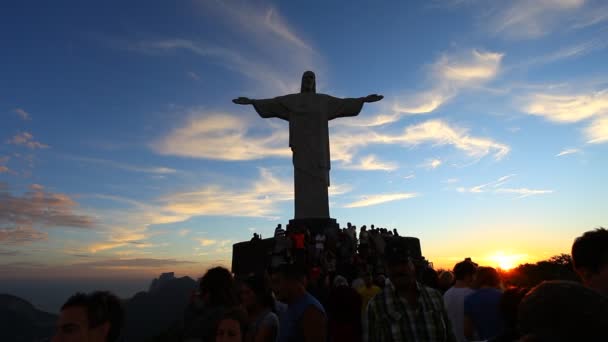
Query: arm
[[327, 94, 383, 120], [441, 301, 458, 342], [233, 97, 289, 120], [365, 300, 381, 342], [301, 307, 327, 342]]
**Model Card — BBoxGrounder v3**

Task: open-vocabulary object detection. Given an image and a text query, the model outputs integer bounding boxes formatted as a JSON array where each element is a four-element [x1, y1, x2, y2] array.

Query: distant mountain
[[0, 293, 57, 342], [123, 274, 197, 341]]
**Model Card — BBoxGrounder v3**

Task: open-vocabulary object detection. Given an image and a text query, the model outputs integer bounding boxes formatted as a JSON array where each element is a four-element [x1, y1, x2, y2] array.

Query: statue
[[233, 71, 382, 222]]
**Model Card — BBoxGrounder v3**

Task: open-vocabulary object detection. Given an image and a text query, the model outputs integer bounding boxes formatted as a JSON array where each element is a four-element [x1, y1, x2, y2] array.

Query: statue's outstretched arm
[[233, 96, 289, 120], [232, 97, 253, 105]]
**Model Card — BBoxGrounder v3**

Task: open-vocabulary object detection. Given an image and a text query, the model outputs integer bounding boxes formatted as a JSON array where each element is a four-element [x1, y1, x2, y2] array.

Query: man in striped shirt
[[366, 238, 456, 342]]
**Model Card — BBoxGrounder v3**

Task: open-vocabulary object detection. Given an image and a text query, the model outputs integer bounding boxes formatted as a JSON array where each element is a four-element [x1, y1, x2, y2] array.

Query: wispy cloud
[[495, 188, 554, 198], [0, 249, 20, 256], [331, 119, 510, 166], [344, 193, 418, 208], [160, 168, 294, 218], [556, 148, 581, 157], [525, 36, 608, 66], [68, 156, 178, 174], [197, 239, 217, 247], [7, 132, 49, 149], [155, 111, 289, 160], [127, 3, 319, 96], [0, 225, 48, 245], [571, 4, 608, 29], [342, 155, 398, 171], [86, 168, 348, 252], [393, 50, 503, 115], [487, 0, 585, 39], [421, 158, 443, 169], [522, 88, 608, 143], [586, 116, 608, 143], [0, 183, 95, 229], [523, 89, 608, 123], [0, 166, 8, 173], [13, 108, 31, 121], [457, 174, 516, 193], [187, 71, 201, 81], [457, 175, 551, 198]]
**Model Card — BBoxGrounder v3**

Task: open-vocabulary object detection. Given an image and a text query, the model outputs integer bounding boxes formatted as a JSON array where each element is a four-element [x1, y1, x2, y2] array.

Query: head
[[52, 291, 123, 342], [215, 309, 248, 342], [240, 273, 274, 312], [374, 274, 386, 288], [472, 266, 501, 289], [453, 259, 477, 286], [333, 275, 348, 288], [364, 272, 374, 287], [300, 71, 316, 93], [571, 227, 608, 295], [385, 238, 417, 291], [437, 271, 455, 290], [272, 263, 307, 302], [200, 267, 237, 307], [518, 281, 608, 341]]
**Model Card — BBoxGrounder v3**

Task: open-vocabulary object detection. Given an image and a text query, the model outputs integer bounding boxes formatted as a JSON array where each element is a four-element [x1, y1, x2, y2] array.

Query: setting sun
[[489, 251, 526, 271]]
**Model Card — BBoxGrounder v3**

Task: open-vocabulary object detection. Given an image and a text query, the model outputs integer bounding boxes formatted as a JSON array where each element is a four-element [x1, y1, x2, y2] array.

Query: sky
[[1, 0, 608, 310]]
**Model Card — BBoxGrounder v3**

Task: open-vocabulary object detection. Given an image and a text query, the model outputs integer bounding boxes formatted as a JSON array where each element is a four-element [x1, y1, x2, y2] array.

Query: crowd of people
[[50, 227, 608, 342]]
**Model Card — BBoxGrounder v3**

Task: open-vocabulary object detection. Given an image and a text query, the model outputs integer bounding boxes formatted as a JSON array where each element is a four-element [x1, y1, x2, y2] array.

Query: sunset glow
[[488, 252, 527, 271]]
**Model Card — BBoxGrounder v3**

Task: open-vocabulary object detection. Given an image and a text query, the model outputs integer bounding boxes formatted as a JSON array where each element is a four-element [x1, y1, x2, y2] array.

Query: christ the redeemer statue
[[233, 71, 382, 224]]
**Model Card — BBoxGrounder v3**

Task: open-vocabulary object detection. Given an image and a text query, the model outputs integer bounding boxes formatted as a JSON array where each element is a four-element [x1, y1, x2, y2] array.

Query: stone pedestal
[[288, 217, 339, 235]]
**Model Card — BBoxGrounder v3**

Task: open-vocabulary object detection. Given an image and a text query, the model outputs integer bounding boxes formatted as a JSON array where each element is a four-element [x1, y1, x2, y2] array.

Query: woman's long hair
[[199, 266, 238, 307]]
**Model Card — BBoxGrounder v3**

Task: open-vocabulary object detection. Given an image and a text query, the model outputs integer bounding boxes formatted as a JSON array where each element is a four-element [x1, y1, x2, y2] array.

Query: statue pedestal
[[288, 217, 339, 235]]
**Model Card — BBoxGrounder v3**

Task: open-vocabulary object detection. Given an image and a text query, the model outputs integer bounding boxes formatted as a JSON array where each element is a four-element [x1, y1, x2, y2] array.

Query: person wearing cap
[[365, 237, 456, 342]]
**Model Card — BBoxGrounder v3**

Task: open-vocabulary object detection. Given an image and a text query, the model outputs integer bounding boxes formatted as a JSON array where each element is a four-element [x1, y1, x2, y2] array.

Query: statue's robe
[[252, 93, 364, 219]]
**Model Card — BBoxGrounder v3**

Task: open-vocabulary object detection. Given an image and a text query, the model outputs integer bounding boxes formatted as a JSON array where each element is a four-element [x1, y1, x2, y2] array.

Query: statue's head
[[300, 71, 316, 93]]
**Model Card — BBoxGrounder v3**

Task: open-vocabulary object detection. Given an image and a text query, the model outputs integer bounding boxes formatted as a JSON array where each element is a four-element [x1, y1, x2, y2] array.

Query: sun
[[489, 251, 522, 271]]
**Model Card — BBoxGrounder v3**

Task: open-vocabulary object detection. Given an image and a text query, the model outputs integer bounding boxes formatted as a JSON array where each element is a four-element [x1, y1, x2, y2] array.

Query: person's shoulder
[[422, 284, 442, 297], [262, 310, 279, 325], [367, 288, 386, 306]]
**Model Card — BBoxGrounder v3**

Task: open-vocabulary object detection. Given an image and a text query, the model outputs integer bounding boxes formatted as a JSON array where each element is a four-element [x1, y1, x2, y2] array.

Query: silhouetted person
[[357, 272, 381, 314], [421, 266, 439, 289], [184, 267, 239, 341], [274, 224, 284, 237], [437, 270, 455, 293], [518, 281, 608, 342], [464, 266, 503, 341], [215, 308, 248, 342], [366, 237, 456, 341], [488, 287, 529, 342], [443, 259, 477, 342], [52, 291, 124, 342], [571, 227, 608, 295], [240, 273, 279, 342], [327, 276, 362, 342], [273, 264, 327, 342]]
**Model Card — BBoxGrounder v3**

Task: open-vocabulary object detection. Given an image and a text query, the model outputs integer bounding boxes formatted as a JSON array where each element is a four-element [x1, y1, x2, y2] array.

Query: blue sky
[[1, 0, 608, 290]]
